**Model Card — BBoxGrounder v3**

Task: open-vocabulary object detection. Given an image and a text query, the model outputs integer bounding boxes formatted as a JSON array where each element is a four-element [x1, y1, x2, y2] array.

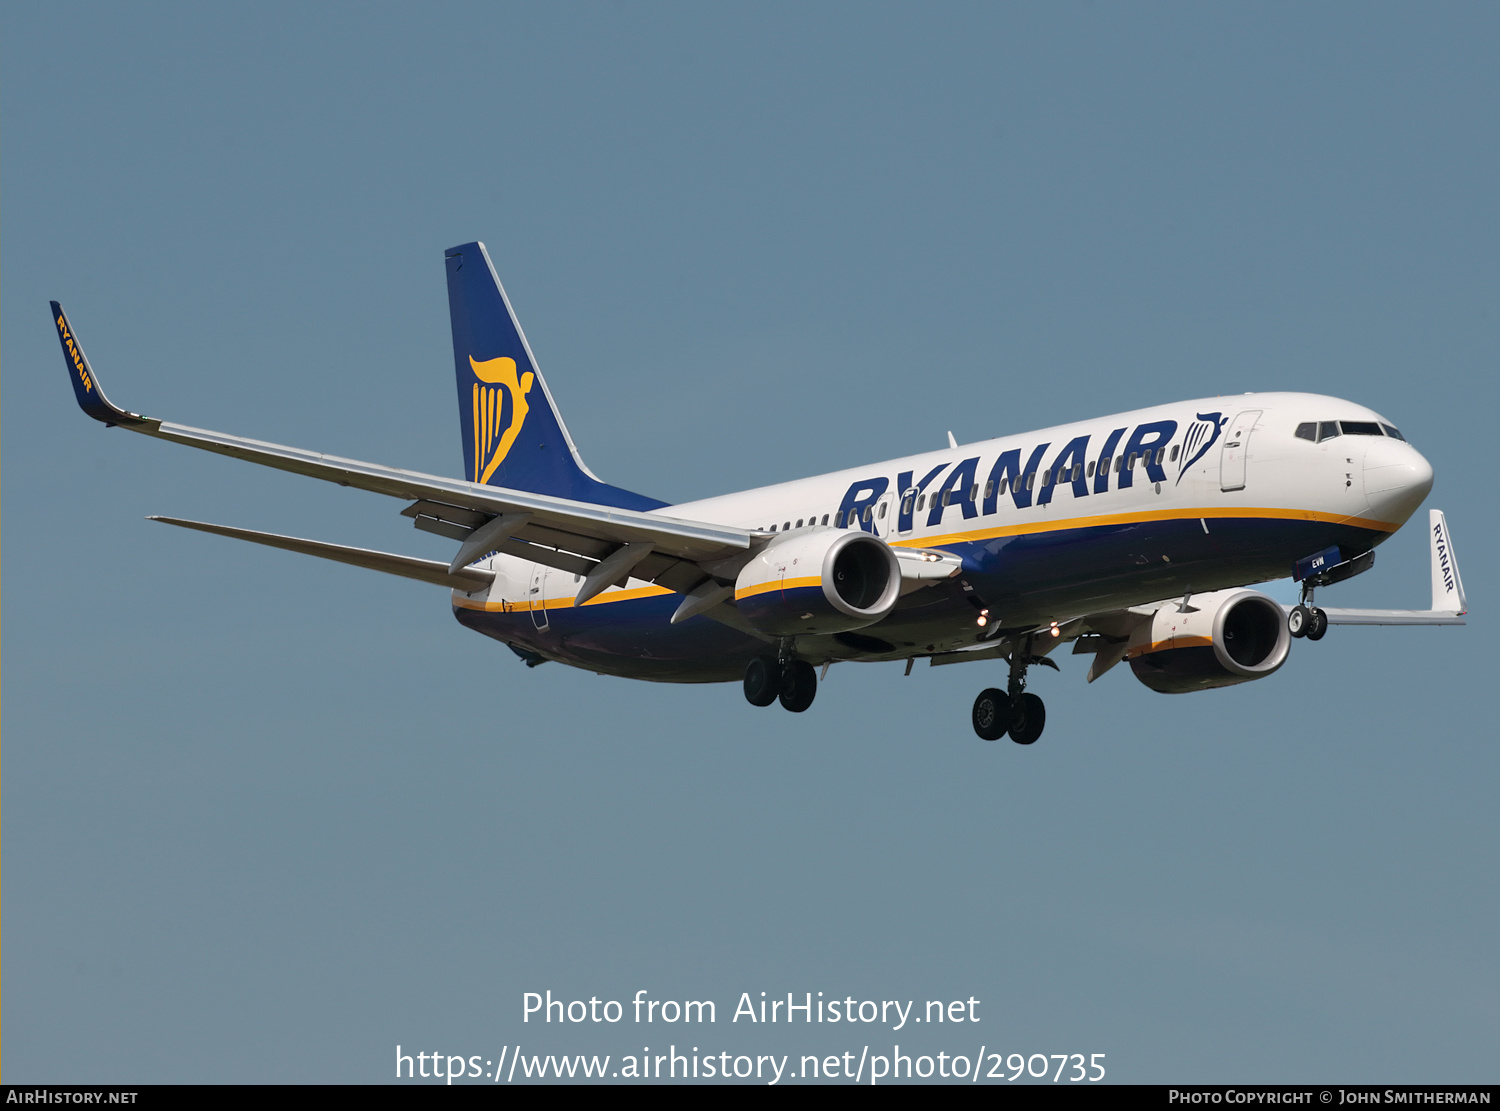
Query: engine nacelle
[[735, 528, 901, 636], [1127, 588, 1291, 694]]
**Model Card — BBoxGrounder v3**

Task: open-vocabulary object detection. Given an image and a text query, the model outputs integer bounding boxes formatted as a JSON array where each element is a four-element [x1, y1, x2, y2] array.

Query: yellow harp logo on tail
[[470, 355, 535, 484]]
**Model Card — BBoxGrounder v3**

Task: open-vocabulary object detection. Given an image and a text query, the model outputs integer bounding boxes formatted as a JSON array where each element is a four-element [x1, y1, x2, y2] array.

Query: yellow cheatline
[[733, 576, 821, 601], [454, 583, 675, 613], [1125, 635, 1214, 659]]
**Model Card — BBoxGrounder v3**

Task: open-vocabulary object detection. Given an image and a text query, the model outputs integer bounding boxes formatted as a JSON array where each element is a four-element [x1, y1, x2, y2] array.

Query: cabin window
[[969, 484, 979, 502], [984, 480, 994, 499], [1026, 472, 1036, 491], [1381, 423, 1405, 442], [1295, 422, 1317, 441], [784, 521, 791, 531], [821, 514, 829, 525], [1318, 421, 1340, 442], [1087, 460, 1096, 478], [1154, 449, 1164, 466], [998, 478, 1009, 496], [1072, 464, 1082, 481], [942, 491, 952, 505], [1113, 457, 1122, 473], [916, 494, 926, 511], [1340, 421, 1383, 436], [1127, 453, 1137, 470], [1170, 444, 1180, 461], [834, 512, 844, 527], [770, 524, 778, 532], [902, 497, 913, 515], [863, 507, 872, 523], [878, 502, 887, 518]]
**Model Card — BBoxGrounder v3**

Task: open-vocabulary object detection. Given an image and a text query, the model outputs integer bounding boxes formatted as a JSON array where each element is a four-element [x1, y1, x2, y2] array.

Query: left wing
[[52, 303, 755, 596]]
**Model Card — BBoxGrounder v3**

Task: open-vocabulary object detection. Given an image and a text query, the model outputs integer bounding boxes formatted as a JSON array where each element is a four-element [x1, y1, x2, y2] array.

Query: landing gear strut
[[971, 636, 1052, 744], [743, 642, 818, 713]]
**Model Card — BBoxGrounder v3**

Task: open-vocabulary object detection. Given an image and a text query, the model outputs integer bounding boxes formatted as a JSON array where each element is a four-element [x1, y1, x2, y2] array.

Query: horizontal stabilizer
[[149, 517, 495, 593]]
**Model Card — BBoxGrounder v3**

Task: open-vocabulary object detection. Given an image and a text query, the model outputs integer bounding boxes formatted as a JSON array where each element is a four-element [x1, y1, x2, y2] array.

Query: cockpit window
[[1318, 421, 1341, 442], [1339, 421, 1383, 436], [1295, 422, 1317, 442], [1381, 423, 1406, 442]]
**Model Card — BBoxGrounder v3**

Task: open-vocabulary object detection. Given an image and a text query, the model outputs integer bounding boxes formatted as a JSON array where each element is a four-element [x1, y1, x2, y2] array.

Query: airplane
[[49, 241, 1467, 745]]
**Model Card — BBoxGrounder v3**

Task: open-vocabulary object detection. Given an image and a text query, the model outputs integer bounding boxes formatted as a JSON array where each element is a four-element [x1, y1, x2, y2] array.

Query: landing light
[[1049, 622, 1061, 638]]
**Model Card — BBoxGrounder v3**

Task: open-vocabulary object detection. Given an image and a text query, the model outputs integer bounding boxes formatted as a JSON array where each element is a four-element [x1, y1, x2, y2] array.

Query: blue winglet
[[49, 302, 155, 427], [444, 242, 665, 511]]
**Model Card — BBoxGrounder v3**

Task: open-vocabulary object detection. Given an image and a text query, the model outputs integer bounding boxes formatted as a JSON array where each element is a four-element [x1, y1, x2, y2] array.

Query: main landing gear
[[743, 649, 817, 713], [971, 639, 1054, 744]]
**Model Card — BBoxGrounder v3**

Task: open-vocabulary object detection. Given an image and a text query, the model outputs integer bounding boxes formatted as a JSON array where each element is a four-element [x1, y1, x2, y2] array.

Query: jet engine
[[735, 528, 901, 636], [1127, 588, 1291, 693]]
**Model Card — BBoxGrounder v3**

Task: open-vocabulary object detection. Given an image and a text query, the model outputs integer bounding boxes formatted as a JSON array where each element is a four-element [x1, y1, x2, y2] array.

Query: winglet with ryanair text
[[50, 301, 158, 428]]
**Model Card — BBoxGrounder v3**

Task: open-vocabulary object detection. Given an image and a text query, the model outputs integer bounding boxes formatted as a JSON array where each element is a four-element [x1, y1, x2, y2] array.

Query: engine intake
[[735, 529, 901, 636], [1128, 588, 1291, 693]]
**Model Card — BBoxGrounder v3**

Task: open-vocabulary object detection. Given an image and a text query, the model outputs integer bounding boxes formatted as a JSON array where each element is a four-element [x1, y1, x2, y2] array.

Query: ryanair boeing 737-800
[[50, 241, 1467, 744]]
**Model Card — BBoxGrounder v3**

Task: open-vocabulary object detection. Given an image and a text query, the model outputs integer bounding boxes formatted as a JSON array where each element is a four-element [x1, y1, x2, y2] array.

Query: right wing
[[1304, 509, 1466, 626], [52, 302, 756, 597]]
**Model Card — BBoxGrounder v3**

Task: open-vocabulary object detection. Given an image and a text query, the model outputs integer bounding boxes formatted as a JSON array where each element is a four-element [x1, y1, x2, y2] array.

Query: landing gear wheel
[[778, 660, 817, 713], [972, 688, 1012, 741], [1008, 692, 1046, 745], [743, 655, 779, 707], [1288, 604, 1311, 638], [1306, 607, 1328, 641]]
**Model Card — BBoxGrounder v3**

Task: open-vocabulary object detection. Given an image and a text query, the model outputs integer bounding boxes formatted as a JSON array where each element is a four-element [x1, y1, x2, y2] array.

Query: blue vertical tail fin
[[444, 241, 664, 511]]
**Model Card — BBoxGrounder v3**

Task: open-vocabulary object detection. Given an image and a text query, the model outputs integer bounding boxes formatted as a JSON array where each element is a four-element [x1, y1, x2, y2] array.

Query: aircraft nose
[[1363, 439, 1433, 526]]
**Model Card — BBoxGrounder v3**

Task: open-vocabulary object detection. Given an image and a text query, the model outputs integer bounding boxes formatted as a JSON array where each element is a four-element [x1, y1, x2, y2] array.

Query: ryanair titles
[[56, 313, 94, 394], [837, 418, 1192, 533]]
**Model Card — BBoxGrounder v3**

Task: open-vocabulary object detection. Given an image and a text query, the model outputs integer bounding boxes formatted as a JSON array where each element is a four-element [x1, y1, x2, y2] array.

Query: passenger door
[[528, 564, 550, 630], [1219, 410, 1262, 492]]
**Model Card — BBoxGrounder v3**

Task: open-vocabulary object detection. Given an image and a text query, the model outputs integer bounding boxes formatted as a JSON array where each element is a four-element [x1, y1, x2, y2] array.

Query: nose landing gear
[[1288, 579, 1329, 641], [971, 637, 1055, 744]]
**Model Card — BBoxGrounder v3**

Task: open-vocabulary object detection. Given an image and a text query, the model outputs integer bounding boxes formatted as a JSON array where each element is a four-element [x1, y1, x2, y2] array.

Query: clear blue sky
[[4, 2, 1495, 1083]]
